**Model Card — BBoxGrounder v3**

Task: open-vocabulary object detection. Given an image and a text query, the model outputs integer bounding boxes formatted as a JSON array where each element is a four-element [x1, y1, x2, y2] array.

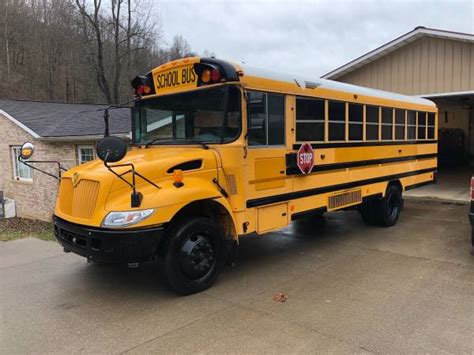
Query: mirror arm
[[132, 170, 161, 190], [103, 109, 110, 137], [103, 160, 160, 208], [104, 161, 161, 190], [103, 161, 135, 191], [100, 100, 135, 138], [18, 157, 63, 181]]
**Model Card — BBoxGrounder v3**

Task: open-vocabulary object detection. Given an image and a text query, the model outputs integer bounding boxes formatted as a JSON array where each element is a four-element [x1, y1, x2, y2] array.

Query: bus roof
[[234, 62, 436, 108]]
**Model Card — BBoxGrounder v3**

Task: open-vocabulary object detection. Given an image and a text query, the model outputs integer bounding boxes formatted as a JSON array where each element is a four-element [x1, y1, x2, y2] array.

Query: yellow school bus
[[22, 57, 437, 294]]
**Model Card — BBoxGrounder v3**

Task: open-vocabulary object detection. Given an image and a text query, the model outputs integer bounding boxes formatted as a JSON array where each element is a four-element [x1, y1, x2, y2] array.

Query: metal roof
[[322, 27, 474, 80], [0, 99, 131, 139], [239, 63, 436, 107]]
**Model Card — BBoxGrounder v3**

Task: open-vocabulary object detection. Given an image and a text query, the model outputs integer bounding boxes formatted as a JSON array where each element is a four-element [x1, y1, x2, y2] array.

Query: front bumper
[[53, 216, 164, 263]]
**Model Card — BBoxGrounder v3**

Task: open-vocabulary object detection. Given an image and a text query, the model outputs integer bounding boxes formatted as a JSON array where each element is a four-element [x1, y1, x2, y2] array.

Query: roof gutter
[[322, 27, 474, 80], [0, 109, 41, 139], [415, 90, 474, 99], [38, 133, 131, 142]]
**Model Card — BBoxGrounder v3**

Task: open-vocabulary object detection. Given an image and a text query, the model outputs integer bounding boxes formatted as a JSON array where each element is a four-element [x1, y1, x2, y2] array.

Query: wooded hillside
[[1, 0, 200, 104]]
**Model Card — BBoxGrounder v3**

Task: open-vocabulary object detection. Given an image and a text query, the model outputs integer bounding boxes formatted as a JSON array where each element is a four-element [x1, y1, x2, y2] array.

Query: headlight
[[102, 209, 154, 228]]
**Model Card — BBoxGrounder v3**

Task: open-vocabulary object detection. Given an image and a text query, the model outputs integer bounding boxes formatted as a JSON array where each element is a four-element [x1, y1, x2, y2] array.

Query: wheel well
[[166, 199, 236, 241], [388, 180, 403, 193]]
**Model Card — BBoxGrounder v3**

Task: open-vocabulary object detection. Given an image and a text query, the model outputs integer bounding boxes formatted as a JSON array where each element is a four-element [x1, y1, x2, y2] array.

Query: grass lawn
[[0, 217, 56, 242]]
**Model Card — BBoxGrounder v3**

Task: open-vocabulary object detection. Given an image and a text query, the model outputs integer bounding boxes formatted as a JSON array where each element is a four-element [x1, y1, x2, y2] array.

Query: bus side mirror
[[20, 142, 35, 160], [96, 136, 127, 163]]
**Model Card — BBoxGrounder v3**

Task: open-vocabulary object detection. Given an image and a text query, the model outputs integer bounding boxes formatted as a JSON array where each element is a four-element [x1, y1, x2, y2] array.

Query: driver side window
[[247, 91, 285, 146]]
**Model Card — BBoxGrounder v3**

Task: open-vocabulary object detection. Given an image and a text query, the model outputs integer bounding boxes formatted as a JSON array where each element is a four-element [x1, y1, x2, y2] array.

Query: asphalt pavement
[[1, 200, 473, 353]]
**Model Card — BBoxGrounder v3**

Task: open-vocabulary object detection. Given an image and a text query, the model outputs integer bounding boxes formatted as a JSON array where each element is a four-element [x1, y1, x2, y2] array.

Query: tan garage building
[[323, 27, 473, 202]]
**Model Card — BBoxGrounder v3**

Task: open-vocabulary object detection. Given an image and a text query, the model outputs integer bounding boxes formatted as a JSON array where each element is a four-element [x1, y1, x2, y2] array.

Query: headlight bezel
[[102, 209, 155, 228]]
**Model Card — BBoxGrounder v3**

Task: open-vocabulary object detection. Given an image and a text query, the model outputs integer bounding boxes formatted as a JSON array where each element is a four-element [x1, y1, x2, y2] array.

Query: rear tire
[[164, 217, 223, 295], [360, 200, 379, 225], [379, 184, 402, 227], [359, 184, 402, 227]]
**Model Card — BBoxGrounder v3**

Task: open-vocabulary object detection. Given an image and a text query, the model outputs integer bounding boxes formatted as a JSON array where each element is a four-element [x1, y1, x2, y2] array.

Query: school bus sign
[[151, 63, 198, 94], [297, 143, 314, 174]]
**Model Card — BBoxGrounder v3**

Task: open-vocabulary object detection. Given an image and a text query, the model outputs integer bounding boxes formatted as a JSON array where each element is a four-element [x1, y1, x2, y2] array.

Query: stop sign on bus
[[297, 143, 314, 174]]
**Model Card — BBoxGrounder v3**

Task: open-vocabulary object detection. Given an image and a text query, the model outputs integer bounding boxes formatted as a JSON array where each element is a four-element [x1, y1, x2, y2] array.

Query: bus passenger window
[[418, 112, 426, 139], [427, 113, 435, 139], [407, 111, 416, 140], [295, 98, 325, 142], [366, 105, 379, 141], [395, 109, 405, 140], [328, 101, 346, 141], [381, 108, 393, 140], [268, 95, 285, 145], [247, 92, 267, 146], [247, 91, 285, 146], [349, 103, 363, 141]]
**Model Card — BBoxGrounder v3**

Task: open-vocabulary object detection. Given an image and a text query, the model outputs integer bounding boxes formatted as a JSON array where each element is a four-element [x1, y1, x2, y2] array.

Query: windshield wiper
[[145, 138, 209, 149]]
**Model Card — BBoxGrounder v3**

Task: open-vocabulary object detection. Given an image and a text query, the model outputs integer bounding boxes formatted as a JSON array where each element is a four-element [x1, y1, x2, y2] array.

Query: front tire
[[164, 217, 223, 295]]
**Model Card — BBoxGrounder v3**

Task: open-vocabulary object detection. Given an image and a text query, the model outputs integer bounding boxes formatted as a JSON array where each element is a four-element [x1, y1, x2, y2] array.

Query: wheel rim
[[178, 232, 216, 280], [387, 193, 400, 220]]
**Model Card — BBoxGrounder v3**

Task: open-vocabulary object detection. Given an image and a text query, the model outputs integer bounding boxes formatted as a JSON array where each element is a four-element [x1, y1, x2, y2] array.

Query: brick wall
[[0, 114, 98, 221]]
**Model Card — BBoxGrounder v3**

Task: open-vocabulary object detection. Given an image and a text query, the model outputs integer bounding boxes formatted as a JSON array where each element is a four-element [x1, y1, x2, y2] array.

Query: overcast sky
[[156, 0, 473, 78]]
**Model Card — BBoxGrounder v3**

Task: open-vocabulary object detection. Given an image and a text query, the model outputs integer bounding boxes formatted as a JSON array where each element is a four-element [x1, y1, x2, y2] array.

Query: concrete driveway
[[1, 200, 473, 353]]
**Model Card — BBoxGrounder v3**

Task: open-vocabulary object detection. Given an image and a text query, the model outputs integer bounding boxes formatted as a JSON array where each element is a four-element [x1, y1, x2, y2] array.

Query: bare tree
[[167, 35, 195, 61], [75, 0, 113, 103], [75, 0, 157, 103], [0, 0, 196, 104]]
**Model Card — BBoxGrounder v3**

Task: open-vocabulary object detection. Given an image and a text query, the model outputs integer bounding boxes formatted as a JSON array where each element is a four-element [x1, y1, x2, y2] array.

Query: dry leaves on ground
[[272, 292, 288, 302]]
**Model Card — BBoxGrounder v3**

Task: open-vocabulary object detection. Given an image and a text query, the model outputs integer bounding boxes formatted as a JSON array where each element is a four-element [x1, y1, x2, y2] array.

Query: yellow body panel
[[257, 203, 288, 233], [54, 57, 438, 240], [254, 157, 286, 190]]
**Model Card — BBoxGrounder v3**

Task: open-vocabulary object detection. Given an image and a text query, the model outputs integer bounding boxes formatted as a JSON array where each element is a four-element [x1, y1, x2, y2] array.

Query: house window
[[78, 146, 95, 164], [11, 146, 32, 181]]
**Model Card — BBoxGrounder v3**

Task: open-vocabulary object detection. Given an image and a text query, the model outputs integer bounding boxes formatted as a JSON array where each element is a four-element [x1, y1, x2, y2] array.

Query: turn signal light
[[173, 169, 184, 188], [201, 69, 211, 83]]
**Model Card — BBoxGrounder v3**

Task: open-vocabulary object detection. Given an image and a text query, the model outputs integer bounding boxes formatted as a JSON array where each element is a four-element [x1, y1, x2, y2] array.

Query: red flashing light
[[210, 69, 221, 82], [135, 84, 151, 96], [136, 85, 144, 96]]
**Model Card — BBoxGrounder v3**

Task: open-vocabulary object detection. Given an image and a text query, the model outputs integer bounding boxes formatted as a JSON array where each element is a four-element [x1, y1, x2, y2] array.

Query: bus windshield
[[133, 86, 241, 145]]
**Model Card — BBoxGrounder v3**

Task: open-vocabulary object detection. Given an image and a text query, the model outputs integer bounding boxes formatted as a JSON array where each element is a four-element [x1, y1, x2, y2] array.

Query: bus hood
[[55, 146, 219, 226]]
